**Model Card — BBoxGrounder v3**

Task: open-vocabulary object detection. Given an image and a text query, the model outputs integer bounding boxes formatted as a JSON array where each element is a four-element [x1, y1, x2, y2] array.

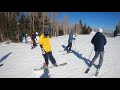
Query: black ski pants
[[66, 42, 72, 51]]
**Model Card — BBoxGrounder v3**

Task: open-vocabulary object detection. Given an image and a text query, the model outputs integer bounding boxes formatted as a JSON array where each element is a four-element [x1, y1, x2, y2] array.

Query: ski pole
[[88, 46, 94, 60]]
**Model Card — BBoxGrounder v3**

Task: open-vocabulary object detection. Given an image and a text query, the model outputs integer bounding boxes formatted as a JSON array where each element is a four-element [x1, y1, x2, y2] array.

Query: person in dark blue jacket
[[66, 30, 75, 52], [85, 28, 107, 74]]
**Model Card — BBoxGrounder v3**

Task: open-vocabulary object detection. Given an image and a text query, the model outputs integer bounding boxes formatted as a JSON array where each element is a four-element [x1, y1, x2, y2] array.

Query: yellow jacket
[[38, 34, 52, 53]]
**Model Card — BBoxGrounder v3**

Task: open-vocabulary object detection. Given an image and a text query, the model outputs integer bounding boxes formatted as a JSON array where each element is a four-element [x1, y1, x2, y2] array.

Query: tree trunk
[[0, 32, 4, 42], [32, 14, 34, 32]]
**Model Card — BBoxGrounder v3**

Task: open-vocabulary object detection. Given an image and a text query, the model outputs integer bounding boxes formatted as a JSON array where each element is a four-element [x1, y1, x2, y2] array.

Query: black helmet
[[44, 27, 49, 36]]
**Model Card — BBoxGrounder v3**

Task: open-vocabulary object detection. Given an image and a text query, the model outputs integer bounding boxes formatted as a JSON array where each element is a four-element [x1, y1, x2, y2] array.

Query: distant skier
[[35, 32, 39, 44], [19, 32, 24, 42], [65, 30, 75, 52], [113, 30, 118, 37], [85, 28, 107, 76], [31, 32, 37, 49], [38, 27, 58, 68], [24, 34, 28, 43]]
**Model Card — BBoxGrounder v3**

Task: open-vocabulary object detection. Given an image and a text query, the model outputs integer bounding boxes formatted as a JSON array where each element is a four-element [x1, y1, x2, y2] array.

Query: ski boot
[[85, 67, 91, 73], [53, 63, 58, 67], [95, 68, 100, 76], [43, 63, 48, 69]]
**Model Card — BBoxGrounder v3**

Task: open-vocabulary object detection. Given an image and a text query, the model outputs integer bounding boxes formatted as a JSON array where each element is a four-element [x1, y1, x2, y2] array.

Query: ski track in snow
[[0, 35, 120, 78]]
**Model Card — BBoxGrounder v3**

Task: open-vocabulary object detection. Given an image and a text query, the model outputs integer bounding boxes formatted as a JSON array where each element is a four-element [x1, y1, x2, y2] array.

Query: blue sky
[[57, 12, 120, 32]]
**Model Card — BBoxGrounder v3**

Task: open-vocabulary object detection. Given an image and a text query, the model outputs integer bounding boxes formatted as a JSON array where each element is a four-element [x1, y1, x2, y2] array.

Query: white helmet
[[98, 28, 103, 33], [36, 32, 38, 35]]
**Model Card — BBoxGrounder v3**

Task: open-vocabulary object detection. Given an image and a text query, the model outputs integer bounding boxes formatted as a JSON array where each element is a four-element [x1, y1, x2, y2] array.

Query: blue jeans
[[43, 51, 56, 65]]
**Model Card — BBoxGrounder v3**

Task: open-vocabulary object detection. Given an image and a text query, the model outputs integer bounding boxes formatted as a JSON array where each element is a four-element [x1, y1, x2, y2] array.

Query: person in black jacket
[[113, 30, 118, 37], [85, 28, 107, 74], [31, 32, 37, 49]]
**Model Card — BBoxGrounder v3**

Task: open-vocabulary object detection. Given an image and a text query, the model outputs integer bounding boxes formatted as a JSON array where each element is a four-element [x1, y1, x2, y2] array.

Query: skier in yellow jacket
[[38, 27, 57, 68]]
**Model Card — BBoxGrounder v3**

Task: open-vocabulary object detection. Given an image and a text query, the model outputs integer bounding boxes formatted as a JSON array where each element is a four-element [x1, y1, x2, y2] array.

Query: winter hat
[[98, 28, 103, 33]]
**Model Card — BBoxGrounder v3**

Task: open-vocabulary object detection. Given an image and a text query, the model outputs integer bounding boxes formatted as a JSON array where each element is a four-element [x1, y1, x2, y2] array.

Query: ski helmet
[[44, 27, 50, 36], [98, 28, 103, 33]]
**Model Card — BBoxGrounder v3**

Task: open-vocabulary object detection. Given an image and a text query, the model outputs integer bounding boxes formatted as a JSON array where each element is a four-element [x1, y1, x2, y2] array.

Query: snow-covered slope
[[0, 34, 120, 78]]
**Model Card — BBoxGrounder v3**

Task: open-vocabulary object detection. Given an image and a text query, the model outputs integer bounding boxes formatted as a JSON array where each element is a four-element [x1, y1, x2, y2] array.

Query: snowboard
[[34, 63, 67, 71]]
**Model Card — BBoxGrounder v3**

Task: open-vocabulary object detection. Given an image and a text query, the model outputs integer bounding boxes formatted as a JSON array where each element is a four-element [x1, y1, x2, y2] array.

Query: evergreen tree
[[82, 24, 87, 34], [87, 25, 92, 34], [79, 19, 83, 34]]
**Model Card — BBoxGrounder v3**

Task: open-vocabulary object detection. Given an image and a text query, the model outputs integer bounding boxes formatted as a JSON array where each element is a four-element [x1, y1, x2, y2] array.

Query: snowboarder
[[65, 30, 75, 52], [31, 32, 37, 49], [85, 28, 107, 76], [38, 27, 58, 68]]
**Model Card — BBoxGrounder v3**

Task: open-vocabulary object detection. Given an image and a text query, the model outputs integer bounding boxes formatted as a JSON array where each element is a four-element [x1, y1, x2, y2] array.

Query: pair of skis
[[85, 68, 99, 76], [59, 50, 79, 55], [60, 50, 72, 55], [34, 63, 67, 71]]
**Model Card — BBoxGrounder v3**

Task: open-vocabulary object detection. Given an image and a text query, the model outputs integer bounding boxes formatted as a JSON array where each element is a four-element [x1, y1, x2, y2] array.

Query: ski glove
[[40, 45, 46, 54], [73, 38, 76, 40], [41, 48, 46, 54]]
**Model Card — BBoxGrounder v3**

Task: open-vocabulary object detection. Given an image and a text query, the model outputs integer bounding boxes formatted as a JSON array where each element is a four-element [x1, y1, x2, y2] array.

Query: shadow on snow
[[0, 52, 12, 63], [61, 45, 98, 69], [40, 68, 50, 78]]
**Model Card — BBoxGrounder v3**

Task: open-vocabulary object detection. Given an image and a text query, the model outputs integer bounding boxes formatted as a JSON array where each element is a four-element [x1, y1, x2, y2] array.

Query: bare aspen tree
[[49, 12, 59, 37], [28, 12, 33, 32], [28, 12, 37, 32], [62, 15, 70, 35], [42, 12, 45, 32], [28, 12, 32, 33], [40, 12, 46, 32]]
